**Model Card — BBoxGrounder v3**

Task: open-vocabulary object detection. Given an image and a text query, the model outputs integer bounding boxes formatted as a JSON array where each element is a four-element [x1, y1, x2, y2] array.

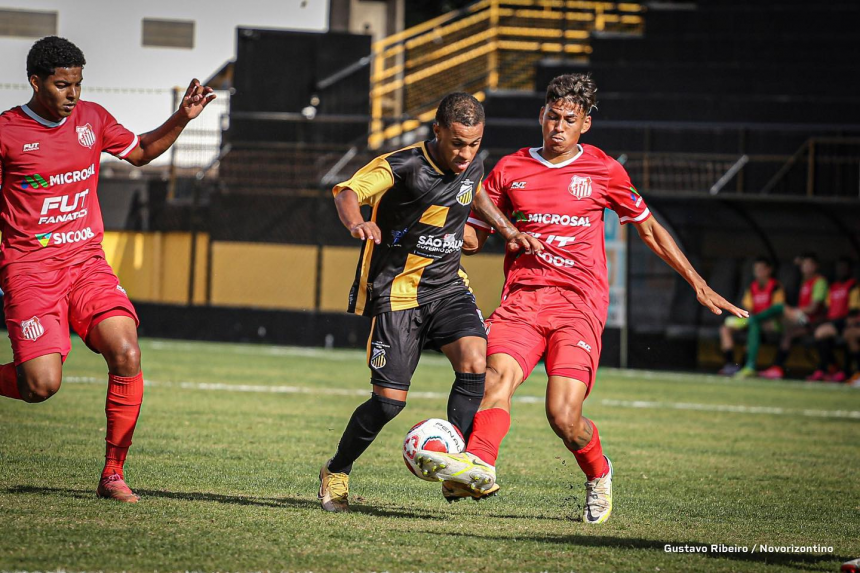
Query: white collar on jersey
[[528, 144, 583, 168], [21, 104, 67, 128]]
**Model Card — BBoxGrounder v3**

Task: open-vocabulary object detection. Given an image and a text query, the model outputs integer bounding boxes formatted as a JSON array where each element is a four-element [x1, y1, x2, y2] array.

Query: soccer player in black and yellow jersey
[[318, 93, 541, 512]]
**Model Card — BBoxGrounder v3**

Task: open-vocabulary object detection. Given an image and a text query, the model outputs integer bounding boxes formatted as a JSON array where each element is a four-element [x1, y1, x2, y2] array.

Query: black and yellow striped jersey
[[333, 141, 484, 316]]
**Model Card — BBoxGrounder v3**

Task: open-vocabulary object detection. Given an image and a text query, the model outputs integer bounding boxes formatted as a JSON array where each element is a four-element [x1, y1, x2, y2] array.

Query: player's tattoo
[[572, 417, 594, 450], [474, 190, 518, 240]]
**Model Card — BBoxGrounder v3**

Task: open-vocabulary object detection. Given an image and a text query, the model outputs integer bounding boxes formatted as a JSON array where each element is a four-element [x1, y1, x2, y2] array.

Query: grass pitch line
[[62, 376, 860, 420]]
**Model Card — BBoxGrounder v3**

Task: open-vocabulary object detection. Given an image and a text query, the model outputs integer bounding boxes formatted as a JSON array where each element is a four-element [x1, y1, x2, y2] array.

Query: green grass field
[[1, 336, 858, 573]]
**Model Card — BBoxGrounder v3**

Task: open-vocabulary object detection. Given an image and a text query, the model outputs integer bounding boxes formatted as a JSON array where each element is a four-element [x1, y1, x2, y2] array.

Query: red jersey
[[469, 144, 651, 323], [746, 278, 784, 314], [827, 278, 857, 320], [0, 101, 139, 271]]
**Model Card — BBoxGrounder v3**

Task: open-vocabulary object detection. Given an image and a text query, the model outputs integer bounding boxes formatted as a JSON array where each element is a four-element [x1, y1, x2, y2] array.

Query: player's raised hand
[[349, 221, 382, 244], [178, 78, 216, 120], [696, 284, 749, 318], [506, 232, 542, 255]]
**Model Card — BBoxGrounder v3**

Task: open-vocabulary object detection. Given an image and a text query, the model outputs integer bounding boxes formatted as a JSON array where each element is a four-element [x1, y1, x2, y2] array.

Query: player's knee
[[104, 340, 141, 375], [20, 370, 62, 403], [370, 392, 406, 423], [546, 408, 583, 442]]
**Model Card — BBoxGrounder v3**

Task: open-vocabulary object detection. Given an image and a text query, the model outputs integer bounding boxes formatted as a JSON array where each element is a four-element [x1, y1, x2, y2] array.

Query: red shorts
[[1, 256, 139, 365], [486, 285, 603, 395]]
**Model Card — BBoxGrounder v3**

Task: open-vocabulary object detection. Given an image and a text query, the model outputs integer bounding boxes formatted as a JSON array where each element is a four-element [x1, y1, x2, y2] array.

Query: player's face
[[753, 262, 772, 282], [432, 121, 484, 174], [539, 99, 592, 159], [29, 67, 83, 121], [800, 258, 818, 277]]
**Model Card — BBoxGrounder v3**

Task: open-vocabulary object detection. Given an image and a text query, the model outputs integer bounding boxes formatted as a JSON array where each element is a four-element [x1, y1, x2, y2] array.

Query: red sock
[[0, 363, 21, 400], [465, 408, 511, 466], [103, 371, 144, 479], [570, 419, 608, 480]]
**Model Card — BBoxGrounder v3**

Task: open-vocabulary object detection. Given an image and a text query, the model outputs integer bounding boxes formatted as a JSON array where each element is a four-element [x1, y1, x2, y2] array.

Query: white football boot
[[415, 451, 496, 492], [583, 456, 613, 524]]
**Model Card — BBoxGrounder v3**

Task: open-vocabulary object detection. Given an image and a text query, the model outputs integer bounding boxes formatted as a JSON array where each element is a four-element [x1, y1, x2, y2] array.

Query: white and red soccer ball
[[402, 418, 465, 481]]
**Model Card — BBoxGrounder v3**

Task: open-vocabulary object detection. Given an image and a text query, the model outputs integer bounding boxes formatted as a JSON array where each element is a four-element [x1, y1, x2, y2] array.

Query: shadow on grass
[[4, 485, 444, 519], [428, 531, 851, 571]]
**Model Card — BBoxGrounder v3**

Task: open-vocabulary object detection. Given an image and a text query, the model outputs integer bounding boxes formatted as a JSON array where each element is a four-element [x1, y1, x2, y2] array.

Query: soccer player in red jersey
[[416, 74, 746, 519], [0, 36, 215, 502]]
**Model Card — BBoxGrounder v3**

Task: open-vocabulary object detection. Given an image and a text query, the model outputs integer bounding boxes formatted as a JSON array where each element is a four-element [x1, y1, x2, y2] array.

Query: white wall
[[0, 0, 329, 137]]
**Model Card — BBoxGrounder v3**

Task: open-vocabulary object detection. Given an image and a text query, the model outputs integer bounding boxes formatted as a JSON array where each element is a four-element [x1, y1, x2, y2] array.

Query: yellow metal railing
[[368, 0, 644, 148]]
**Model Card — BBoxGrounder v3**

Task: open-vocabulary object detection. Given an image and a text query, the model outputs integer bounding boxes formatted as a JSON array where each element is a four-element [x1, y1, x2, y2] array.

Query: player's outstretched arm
[[124, 78, 216, 167], [334, 188, 381, 244], [473, 190, 542, 255], [634, 216, 748, 318], [463, 225, 490, 255]]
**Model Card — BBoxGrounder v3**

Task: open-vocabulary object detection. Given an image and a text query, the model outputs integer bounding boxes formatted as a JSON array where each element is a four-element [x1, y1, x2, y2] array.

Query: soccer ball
[[403, 418, 465, 481]]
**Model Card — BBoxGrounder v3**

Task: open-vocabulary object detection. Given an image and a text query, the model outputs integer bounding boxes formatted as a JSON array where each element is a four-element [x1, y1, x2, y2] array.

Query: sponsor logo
[[526, 213, 591, 227], [76, 123, 96, 148], [390, 227, 408, 246], [116, 285, 127, 295], [544, 234, 576, 247], [370, 347, 387, 369], [537, 250, 575, 268], [36, 226, 95, 247], [456, 179, 474, 206], [577, 340, 592, 352], [21, 164, 96, 191], [21, 316, 45, 341], [22, 174, 49, 190], [417, 233, 463, 255], [630, 186, 643, 207], [23, 142, 40, 152], [511, 181, 527, 189], [39, 189, 89, 224], [568, 175, 592, 199], [511, 210, 527, 223]]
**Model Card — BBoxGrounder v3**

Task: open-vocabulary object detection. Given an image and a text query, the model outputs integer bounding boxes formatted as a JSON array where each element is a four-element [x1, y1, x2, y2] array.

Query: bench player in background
[[317, 93, 541, 513], [0, 36, 215, 502], [718, 257, 785, 376], [415, 74, 746, 522], [808, 257, 859, 382]]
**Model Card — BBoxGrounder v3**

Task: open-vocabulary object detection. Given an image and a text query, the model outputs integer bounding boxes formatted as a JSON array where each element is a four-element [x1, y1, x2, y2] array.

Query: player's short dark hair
[[754, 256, 773, 268], [435, 92, 485, 128], [26, 36, 86, 79], [799, 252, 819, 263], [545, 73, 598, 115]]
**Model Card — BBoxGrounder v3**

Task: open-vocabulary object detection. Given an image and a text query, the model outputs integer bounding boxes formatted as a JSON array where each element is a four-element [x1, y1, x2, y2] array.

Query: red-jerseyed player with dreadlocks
[[0, 36, 215, 502], [415, 74, 746, 523]]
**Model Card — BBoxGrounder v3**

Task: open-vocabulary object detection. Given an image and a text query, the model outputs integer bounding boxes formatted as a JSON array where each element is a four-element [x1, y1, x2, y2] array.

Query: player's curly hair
[[435, 92, 485, 128], [26, 36, 86, 79], [545, 73, 598, 115]]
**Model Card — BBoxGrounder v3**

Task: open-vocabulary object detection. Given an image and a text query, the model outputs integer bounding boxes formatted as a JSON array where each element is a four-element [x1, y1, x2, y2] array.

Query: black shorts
[[367, 290, 487, 391]]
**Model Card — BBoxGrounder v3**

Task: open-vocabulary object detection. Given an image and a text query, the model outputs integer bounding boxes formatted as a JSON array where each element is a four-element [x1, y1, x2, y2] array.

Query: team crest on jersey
[[76, 123, 96, 149], [370, 347, 387, 369], [568, 175, 592, 199], [457, 180, 474, 206], [21, 316, 45, 341]]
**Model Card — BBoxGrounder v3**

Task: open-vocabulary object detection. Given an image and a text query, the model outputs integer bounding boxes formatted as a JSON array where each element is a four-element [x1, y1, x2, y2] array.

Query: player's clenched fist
[[349, 221, 382, 244]]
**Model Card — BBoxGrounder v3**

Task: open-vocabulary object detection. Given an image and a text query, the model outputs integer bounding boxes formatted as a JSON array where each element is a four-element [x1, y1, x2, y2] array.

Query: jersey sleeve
[[99, 106, 139, 158], [332, 155, 395, 207], [812, 278, 828, 303], [605, 158, 651, 225], [849, 286, 860, 312], [772, 286, 786, 305], [467, 160, 512, 233], [741, 289, 753, 310]]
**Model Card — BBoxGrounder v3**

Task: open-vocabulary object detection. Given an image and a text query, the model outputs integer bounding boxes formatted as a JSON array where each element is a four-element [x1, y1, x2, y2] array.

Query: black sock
[[774, 348, 789, 368], [328, 393, 406, 474], [723, 349, 734, 365], [817, 338, 834, 371], [447, 371, 485, 442]]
